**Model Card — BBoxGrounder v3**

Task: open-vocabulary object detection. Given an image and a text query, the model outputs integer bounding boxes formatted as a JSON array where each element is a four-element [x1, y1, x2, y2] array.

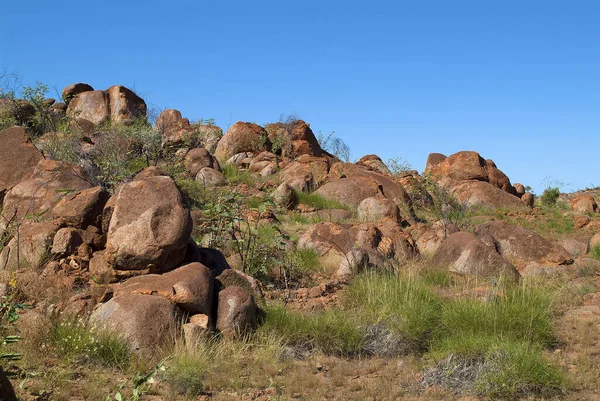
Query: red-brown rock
[[214, 121, 270, 161], [0, 126, 43, 196], [114, 262, 214, 316], [571, 194, 598, 214], [104, 176, 192, 272], [431, 232, 519, 279]]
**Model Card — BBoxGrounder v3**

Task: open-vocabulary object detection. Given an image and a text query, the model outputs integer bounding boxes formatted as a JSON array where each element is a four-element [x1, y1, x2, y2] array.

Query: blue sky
[[1, 1, 598, 193]]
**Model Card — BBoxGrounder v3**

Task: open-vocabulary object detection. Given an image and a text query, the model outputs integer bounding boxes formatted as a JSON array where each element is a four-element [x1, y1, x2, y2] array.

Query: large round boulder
[[450, 180, 528, 211], [90, 294, 182, 351], [62, 83, 94, 105], [214, 121, 270, 161], [571, 194, 598, 214], [474, 221, 573, 271], [104, 175, 192, 272], [315, 176, 382, 208], [105, 85, 147, 125], [216, 286, 258, 338], [67, 90, 110, 126], [431, 232, 519, 279]]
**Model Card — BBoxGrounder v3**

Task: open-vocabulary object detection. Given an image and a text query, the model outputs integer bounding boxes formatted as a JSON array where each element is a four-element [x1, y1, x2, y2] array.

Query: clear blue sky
[[1, 1, 598, 194]]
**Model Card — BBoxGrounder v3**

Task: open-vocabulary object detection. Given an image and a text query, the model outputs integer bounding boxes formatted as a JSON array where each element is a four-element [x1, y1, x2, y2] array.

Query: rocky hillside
[[0, 83, 599, 400]]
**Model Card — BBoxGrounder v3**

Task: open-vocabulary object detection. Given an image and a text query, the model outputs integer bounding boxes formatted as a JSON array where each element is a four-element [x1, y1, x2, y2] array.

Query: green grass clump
[[221, 164, 255, 186], [345, 272, 441, 351], [431, 283, 555, 357], [420, 268, 453, 288], [50, 319, 131, 369], [258, 305, 364, 356], [477, 341, 566, 398], [294, 190, 350, 211], [591, 245, 600, 261], [290, 248, 321, 275], [423, 280, 564, 398], [163, 345, 211, 397]]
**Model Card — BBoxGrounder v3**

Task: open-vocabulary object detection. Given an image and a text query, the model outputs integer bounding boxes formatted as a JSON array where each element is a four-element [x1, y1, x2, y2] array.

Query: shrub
[[317, 131, 351, 162], [540, 187, 560, 207], [386, 157, 412, 177]]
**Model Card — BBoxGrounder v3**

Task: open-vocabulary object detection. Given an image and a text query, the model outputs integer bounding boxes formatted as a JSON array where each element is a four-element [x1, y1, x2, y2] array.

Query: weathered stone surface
[[559, 237, 590, 257], [184, 148, 219, 176], [336, 249, 369, 281], [105, 85, 147, 125], [67, 90, 109, 126], [0, 159, 91, 236], [216, 286, 258, 338], [297, 222, 381, 256], [51, 186, 109, 228], [513, 183, 525, 198], [104, 176, 192, 272], [114, 262, 214, 316], [51, 227, 84, 257], [272, 183, 296, 209], [0, 220, 64, 270], [90, 294, 182, 351], [195, 167, 226, 187], [0, 126, 43, 195], [216, 268, 264, 306], [214, 122, 270, 161], [571, 194, 598, 214], [521, 192, 535, 208], [424, 153, 447, 173], [431, 232, 519, 279], [315, 176, 382, 208], [62, 83, 94, 105], [357, 197, 401, 223], [433, 151, 488, 182], [156, 109, 194, 144], [266, 120, 322, 158], [356, 154, 393, 176], [450, 180, 528, 211], [279, 158, 330, 192], [414, 222, 459, 257], [474, 221, 573, 270]]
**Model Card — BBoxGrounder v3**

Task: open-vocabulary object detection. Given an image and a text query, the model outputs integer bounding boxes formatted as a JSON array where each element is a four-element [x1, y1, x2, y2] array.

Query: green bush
[[540, 187, 560, 207]]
